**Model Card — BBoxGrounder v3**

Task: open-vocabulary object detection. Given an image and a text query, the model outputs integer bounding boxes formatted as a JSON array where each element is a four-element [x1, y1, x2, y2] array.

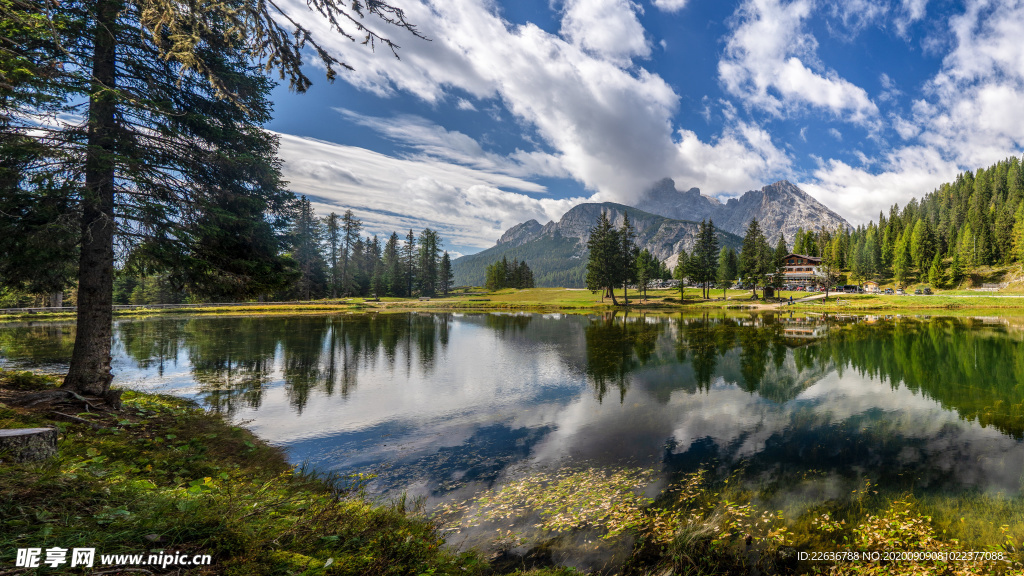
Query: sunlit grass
[[0, 371, 492, 576]]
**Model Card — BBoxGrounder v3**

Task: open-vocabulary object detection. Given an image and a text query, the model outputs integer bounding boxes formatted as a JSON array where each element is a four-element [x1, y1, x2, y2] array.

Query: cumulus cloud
[[559, 0, 650, 64], [276, 133, 585, 249], [651, 0, 689, 12], [803, 0, 1024, 224], [719, 0, 879, 124], [800, 146, 958, 224], [277, 0, 790, 207]]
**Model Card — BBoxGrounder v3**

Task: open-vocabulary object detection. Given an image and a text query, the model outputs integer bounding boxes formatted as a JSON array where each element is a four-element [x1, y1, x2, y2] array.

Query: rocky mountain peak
[[634, 178, 850, 243], [496, 219, 543, 247]]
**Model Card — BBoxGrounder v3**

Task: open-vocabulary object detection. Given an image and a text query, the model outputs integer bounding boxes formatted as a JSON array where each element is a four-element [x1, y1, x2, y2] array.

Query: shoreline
[[7, 288, 1024, 323]]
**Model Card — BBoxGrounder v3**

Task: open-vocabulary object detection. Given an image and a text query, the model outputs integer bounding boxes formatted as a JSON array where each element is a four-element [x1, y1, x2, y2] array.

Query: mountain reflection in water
[[2, 312, 1024, 504]]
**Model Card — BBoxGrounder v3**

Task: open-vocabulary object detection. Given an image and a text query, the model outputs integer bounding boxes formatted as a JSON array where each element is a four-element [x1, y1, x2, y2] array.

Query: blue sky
[[266, 0, 1024, 257]]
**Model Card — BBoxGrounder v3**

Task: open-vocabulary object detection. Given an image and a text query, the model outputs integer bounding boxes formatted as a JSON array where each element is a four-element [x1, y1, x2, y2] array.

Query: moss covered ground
[[0, 371, 576, 576]]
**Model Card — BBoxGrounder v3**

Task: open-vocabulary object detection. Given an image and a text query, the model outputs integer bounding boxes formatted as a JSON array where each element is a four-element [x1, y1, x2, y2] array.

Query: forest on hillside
[[775, 155, 1024, 287]]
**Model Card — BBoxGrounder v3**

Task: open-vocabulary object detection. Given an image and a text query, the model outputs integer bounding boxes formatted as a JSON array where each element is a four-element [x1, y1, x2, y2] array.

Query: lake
[[3, 311, 1024, 571]]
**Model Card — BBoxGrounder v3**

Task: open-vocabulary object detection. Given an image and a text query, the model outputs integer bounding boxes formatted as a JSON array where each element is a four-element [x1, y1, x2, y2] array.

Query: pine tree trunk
[[63, 0, 119, 397]]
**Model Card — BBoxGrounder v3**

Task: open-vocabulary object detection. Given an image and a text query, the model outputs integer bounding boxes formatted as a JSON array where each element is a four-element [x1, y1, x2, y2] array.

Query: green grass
[[9, 282, 1024, 323], [0, 371, 498, 576]]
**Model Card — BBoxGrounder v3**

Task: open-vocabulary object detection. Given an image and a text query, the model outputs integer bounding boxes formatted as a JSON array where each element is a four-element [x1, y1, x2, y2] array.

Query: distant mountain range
[[635, 178, 850, 242], [452, 179, 851, 288], [452, 203, 743, 288]]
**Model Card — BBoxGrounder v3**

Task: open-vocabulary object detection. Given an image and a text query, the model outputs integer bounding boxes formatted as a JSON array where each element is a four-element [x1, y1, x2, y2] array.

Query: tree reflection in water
[[5, 313, 1024, 438]]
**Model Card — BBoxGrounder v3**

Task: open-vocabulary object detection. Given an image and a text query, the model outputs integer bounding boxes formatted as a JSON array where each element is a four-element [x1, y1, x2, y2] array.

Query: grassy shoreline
[[0, 371, 577, 576], [7, 286, 1024, 323]]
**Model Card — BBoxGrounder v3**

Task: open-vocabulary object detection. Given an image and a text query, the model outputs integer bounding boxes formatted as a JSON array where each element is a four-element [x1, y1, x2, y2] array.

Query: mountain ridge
[[636, 178, 850, 242], [452, 178, 851, 288], [453, 202, 743, 288]]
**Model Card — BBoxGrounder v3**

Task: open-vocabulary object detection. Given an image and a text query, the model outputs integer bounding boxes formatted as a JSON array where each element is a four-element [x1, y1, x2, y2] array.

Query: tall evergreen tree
[[771, 234, 788, 292], [585, 211, 621, 305], [687, 220, 719, 299], [403, 229, 417, 297], [893, 229, 913, 287], [928, 252, 943, 287], [674, 248, 690, 302], [324, 213, 341, 297], [417, 228, 440, 296], [339, 210, 362, 296], [2, 0, 423, 397], [739, 219, 770, 298], [910, 218, 936, 272], [717, 246, 738, 298], [383, 232, 402, 297], [634, 249, 659, 300], [619, 213, 638, 305], [290, 197, 327, 300], [439, 251, 454, 296]]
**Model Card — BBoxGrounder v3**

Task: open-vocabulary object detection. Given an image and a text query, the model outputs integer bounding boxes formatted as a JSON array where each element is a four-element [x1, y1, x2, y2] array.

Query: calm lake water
[[3, 311, 1024, 567]]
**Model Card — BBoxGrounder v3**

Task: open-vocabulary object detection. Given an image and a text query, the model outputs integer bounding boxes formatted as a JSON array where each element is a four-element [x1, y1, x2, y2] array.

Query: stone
[[0, 427, 58, 462]]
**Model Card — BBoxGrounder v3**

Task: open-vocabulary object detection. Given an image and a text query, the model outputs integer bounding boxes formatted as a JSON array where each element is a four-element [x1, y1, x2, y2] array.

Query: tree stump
[[0, 427, 58, 462]]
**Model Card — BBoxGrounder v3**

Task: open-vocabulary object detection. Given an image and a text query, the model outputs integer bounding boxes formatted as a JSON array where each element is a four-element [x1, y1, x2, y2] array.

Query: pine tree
[[635, 249, 659, 299], [324, 213, 341, 297], [416, 228, 440, 296], [893, 230, 913, 287], [772, 234, 788, 292], [403, 229, 417, 297], [951, 251, 964, 287], [585, 211, 620, 305], [739, 219, 769, 298], [957, 222, 976, 268], [1012, 202, 1024, 263], [619, 213, 638, 305], [439, 252, 454, 296], [690, 220, 720, 299], [5, 0, 425, 397], [674, 248, 689, 302], [383, 233, 402, 296], [717, 247, 738, 298], [290, 197, 327, 300], [339, 210, 362, 296], [928, 252, 942, 287]]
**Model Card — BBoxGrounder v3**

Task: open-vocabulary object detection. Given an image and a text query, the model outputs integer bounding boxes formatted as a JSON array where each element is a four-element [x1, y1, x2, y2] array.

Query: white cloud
[[891, 115, 920, 140], [277, 0, 791, 207], [719, 0, 879, 124], [895, 0, 928, 35], [455, 98, 477, 111], [828, 127, 842, 140], [804, 0, 1024, 225], [673, 115, 793, 195], [276, 133, 585, 249], [334, 108, 569, 178], [559, 0, 650, 64], [651, 0, 689, 12], [826, 0, 888, 38], [801, 146, 959, 224]]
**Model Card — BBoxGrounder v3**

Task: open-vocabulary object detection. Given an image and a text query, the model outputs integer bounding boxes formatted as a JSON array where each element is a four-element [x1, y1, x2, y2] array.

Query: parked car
[[914, 288, 922, 295], [923, 287, 933, 295], [896, 288, 905, 295], [884, 288, 894, 295]]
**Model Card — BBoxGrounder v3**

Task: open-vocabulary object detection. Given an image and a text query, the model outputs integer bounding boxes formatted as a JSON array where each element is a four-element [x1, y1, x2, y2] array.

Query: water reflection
[[3, 312, 1024, 502]]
